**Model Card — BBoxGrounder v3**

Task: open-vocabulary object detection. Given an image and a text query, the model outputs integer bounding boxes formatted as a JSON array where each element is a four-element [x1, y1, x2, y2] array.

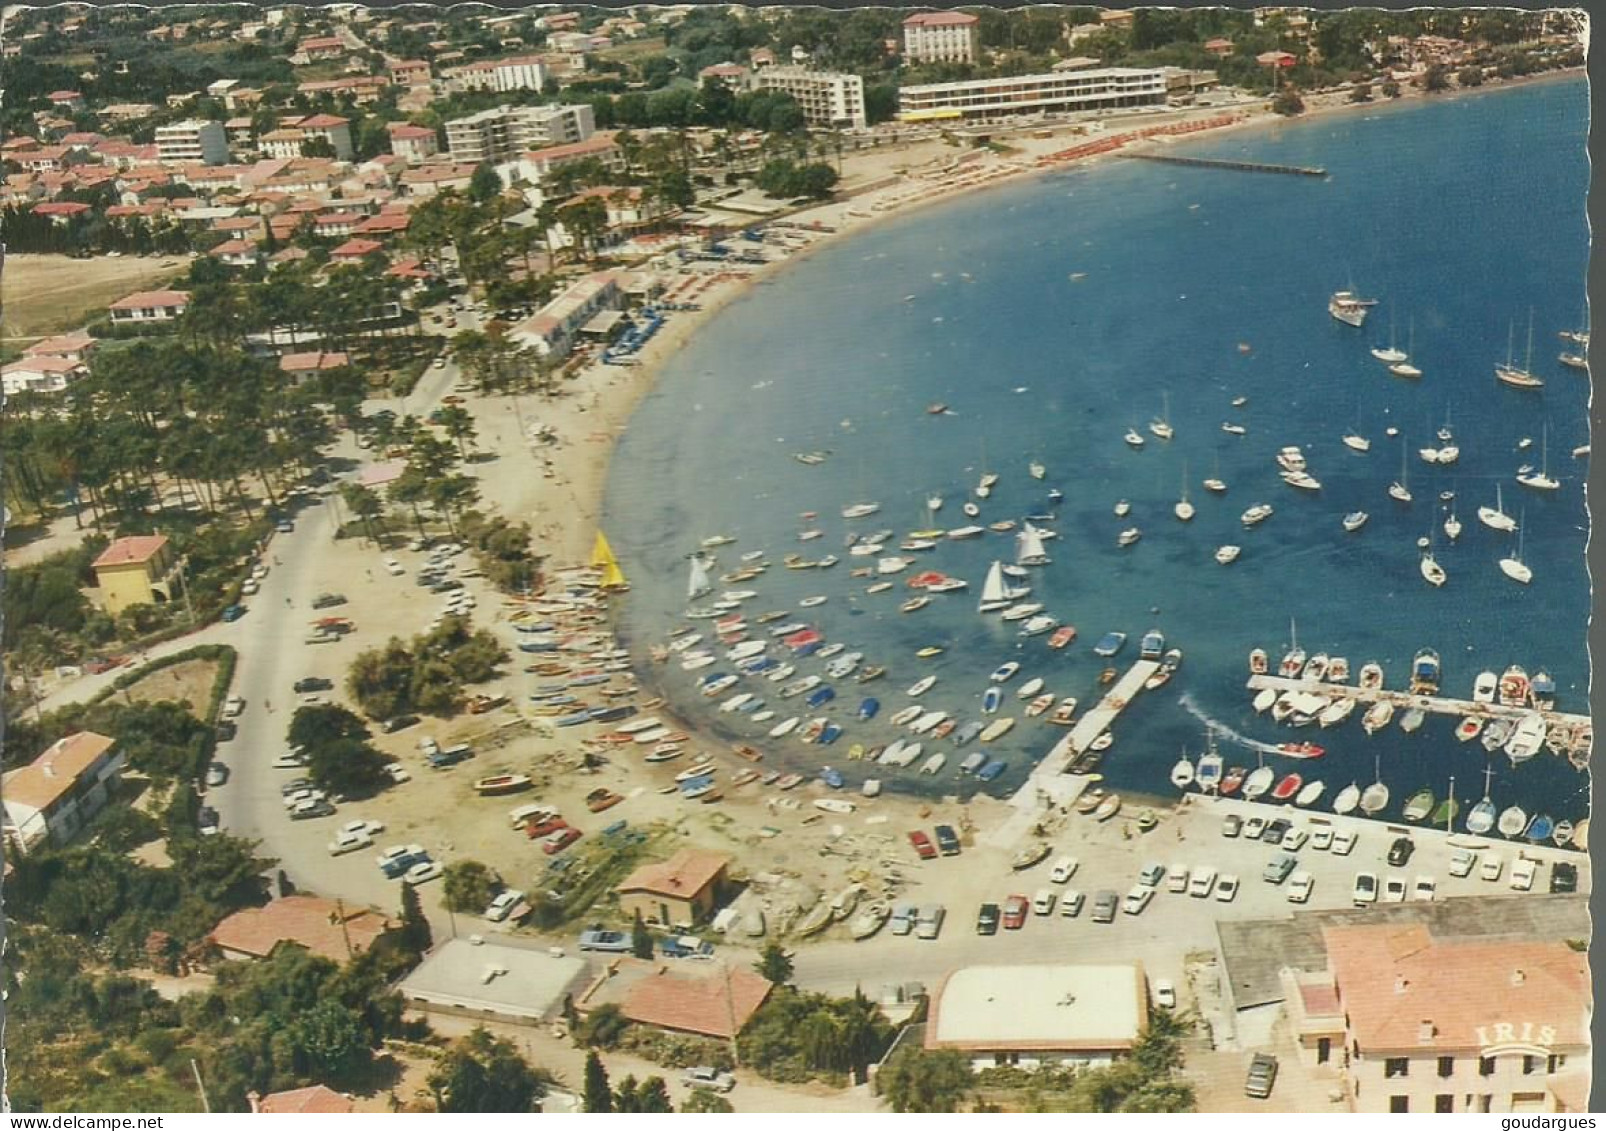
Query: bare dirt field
[[119, 658, 220, 716], [1, 252, 187, 341]]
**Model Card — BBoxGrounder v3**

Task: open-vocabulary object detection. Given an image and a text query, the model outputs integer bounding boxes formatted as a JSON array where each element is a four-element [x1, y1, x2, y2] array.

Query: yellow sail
[[591, 531, 628, 589]]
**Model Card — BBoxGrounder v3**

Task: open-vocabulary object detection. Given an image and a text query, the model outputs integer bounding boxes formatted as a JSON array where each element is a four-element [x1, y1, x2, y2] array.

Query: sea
[[601, 77, 1591, 829]]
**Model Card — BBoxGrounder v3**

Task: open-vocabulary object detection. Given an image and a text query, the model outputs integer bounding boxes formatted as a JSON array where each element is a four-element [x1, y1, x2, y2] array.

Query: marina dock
[[1007, 659, 1162, 812], [1245, 674, 1591, 731], [1120, 153, 1328, 177]]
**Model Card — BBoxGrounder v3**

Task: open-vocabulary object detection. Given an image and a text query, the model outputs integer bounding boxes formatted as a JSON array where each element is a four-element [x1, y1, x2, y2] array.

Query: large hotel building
[[444, 104, 596, 164], [898, 67, 1166, 122], [750, 66, 867, 131]]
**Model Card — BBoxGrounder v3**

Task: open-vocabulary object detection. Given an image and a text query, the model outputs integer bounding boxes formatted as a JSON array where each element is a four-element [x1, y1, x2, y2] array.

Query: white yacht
[[1420, 552, 1446, 588], [1215, 545, 1241, 565], [1343, 511, 1369, 532]]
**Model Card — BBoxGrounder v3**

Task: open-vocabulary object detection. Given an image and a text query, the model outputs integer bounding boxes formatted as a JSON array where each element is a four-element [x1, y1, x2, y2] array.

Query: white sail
[[979, 561, 1008, 608], [688, 556, 713, 600], [1016, 525, 1051, 566]]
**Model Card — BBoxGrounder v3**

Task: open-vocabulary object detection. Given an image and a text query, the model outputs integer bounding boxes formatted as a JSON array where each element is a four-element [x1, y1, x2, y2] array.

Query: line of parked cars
[[907, 824, 961, 860], [889, 903, 946, 938]]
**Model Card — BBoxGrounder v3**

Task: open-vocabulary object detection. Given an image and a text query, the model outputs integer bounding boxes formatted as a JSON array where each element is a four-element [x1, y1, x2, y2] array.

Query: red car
[[524, 817, 568, 840], [543, 827, 582, 855], [908, 830, 938, 860], [1002, 894, 1030, 930]]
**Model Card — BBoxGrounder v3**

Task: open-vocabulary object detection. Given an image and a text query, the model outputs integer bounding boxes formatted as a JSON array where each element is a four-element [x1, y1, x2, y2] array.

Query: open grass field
[[118, 658, 220, 717], [0, 253, 188, 341]]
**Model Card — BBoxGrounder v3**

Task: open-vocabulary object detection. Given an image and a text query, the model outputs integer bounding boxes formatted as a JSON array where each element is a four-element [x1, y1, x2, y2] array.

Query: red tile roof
[[25, 333, 95, 356], [32, 201, 91, 216], [256, 1085, 354, 1114], [280, 351, 349, 372], [299, 113, 350, 129], [904, 10, 979, 26], [615, 849, 728, 899], [619, 963, 772, 1039], [210, 895, 393, 962], [1324, 925, 1589, 1054], [387, 123, 436, 139], [330, 237, 383, 258], [109, 289, 190, 311], [2, 732, 116, 811], [93, 533, 170, 568]]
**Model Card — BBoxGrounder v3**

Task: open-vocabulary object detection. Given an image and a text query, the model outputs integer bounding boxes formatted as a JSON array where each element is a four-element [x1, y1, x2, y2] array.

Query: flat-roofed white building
[[399, 937, 592, 1026], [899, 67, 1167, 121], [447, 54, 550, 95], [926, 963, 1150, 1070], [903, 11, 981, 65], [750, 66, 867, 130], [445, 104, 595, 164], [508, 270, 624, 360], [156, 119, 228, 166]]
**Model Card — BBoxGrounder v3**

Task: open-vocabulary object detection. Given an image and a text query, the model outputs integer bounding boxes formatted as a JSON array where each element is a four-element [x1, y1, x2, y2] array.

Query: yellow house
[[92, 534, 179, 616], [615, 849, 730, 928]]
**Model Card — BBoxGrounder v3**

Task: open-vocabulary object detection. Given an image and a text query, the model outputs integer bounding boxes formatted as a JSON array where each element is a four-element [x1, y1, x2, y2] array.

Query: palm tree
[[437, 404, 477, 459], [340, 482, 386, 545]]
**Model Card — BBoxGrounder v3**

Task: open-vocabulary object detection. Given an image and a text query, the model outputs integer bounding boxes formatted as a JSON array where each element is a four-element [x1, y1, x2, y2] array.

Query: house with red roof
[[387, 122, 439, 164], [210, 238, 263, 267], [902, 10, 980, 64], [47, 90, 85, 110], [615, 848, 730, 926], [297, 113, 354, 161], [578, 956, 772, 1040], [91, 534, 182, 615], [249, 1085, 354, 1114], [108, 289, 190, 324], [280, 351, 349, 383], [210, 894, 394, 963], [31, 200, 92, 224], [330, 237, 384, 261], [296, 36, 345, 63], [2, 732, 125, 854], [2, 354, 88, 396]]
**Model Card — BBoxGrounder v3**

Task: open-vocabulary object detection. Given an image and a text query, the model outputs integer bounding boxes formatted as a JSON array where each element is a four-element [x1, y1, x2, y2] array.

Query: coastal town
[[0, 3, 1591, 1116]]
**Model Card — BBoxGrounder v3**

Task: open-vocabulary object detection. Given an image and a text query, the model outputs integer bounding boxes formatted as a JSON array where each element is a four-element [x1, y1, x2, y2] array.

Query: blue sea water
[[601, 78, 1591, 826]]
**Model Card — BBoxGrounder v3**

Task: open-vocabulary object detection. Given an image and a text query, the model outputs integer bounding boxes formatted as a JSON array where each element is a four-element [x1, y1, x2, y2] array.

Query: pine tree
[[755, 940, 793, 985], [583, 1051, 612, 1113], [400, 883, 432, 954], [630, 909, 654, 959]]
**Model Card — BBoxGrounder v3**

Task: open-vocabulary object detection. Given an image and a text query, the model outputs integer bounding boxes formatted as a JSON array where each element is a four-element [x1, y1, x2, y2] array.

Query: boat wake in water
[[1178, 692, 1284, 757]]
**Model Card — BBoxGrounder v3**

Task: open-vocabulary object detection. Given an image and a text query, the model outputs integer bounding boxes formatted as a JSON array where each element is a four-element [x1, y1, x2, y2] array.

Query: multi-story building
[[750, 66, 867, 130], [508, 270, 625, 360], [512, 133, 621, 188], [296, 113, 354, 161], [446, 54, 550, 95], [2, 732, 125, 855], [296, 36, 345, 62], [156, 120, 229, 166], [387, 123, 440, 163], [444, 103, 594, 164], [898, 67, 1166, 121], [389, 58, 433, 87], [902, 11, 981, 65], [1286, 924, 1589, 1114], [91, 534, 183, 615]]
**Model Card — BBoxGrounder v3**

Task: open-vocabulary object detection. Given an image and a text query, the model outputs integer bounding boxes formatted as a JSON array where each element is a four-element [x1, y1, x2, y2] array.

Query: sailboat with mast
[[1443, 496, 1462, 541], [1202, 452, 1228, 494], [1175, 463, 1194, 522], [1359, 755, 1390, 815], [687, 554, 714, 602], [1495, 311, 1544, 389], [1499, 513, 1533, 584], [1388, 439, 1412, 503], [1477, 482, 1518, 532], [1420, 533, 1446, 588], [1149, 391, 1174, 440], [1016, 524, 1051, 567], [1516, 425, 1560, 491], [1387, 317, 1422, 378], [1465, 766, 1497, 835], [1342, 401, 1371, 452], [1371, 307, 1407, 364]]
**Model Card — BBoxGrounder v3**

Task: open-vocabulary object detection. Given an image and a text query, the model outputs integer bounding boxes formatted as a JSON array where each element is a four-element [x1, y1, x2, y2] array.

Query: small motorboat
[[1012, 841, 1051, 870], [1242, 766, 1275, 799], [982, 687, 1003, 714], [1220, 767, 1246, 797], [1089, 732, 1113, 752], [1170, 757, 1195, 790], [1294, 780, 1325, 807], [1271, 773, 1303, 802], [1215, 545, 1241, 565], [475, 774, 532, 796], [1047, 626, 1077, 649], [1403, 787, 1435, 822], [1332, 782, 1360, 814], [1048, 697, 1079, 725], [1025, 693, 1055, 718], [1277, 742, 1324, 759], [990, 661, 1021, 683], [907, 675, 937, 697], [1249, 649, 1269, 675], [1456, 716, 1484, 742], [980, 717, 1016, 742], [1092, 794, 1122, 821], [849, 903, 891, 940]]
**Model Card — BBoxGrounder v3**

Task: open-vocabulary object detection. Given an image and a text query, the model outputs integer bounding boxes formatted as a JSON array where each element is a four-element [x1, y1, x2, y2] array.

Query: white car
[[251, 563, 268, 580], [271, 753, 308, 770], [404, 860, 444, 885], [1286, 872, 1314, 903], [384, 558, 405, 575], [484, 890, 528, 922], [1049, 856, 1079, 884], [1166, 864, 1189, 894], [1332, 830, 1358, 856], [328, 833, 373, 856], [222, 695, 246, 719], [1448, 850, 1477, 878], [1059, 890, 1085, 918], [419, 737, 440, 755], [1480, 855, 1504, 883], [339, 819, 384, 839], [376, 843, 425, 870], [283, 788, 325, 809], [1382, 877, 1408, 903], [1509, 858, 1537, 892], [1187, 866, 1218, 898], [1353, 872, 1378, 904], [1281, 828, 1309, 851], [1214, 875, 1239, 903], [1151, 979, 1177, 1010], [1309, 827, 1334, 851], [1138, 863, 1165, 887], [1412, 875, 1437, 902], [1122, 885, 1154, 916], [1032, 888, 1057, 915], [1242, 815, 1267, 840], [385, 763, 412, 784], [241, 578, 260, 595]]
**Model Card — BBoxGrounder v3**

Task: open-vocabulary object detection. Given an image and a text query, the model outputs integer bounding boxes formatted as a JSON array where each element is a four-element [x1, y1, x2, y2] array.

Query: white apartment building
[[750, 66, 866, 130], [1287, 925, 1589, 1115], [902, 11, 981, 65], [2, 732, 125, 854], [445, 104, 595, 164], [898, 67, 1167, 121], [155, 119, 229, 165], [509, 271, 624, 360], [447, 55, 550, 95]]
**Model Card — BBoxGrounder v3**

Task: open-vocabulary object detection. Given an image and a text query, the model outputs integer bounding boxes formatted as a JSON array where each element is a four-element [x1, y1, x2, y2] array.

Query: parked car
[[1261, 818, 1291, 846], [1244, 1053, 1279, 1099], [544, 827, 582, 855], [1353, 872, 1379, 905], [1241, 815, 1267, 840], [661, 935, 715, 959], [1287, 872, 1314, 903], [339, 818, 384, 839], [1032, 888, 1057, 915], [222, 695, 246, 719], [241, 579, 260, 596], [1090, 890, 1120, 923], [682, 1067, 735, 1093], [382, 714, 421, 734], [377, 844, 428, 878], [1152, 979, 1177, 1010], [1332, 829, 1358, 856], [1166, 865, 1189, 894], [384, 558, 405, 576], [908, 830, 938, 860], [384, 763, 412, 784], [1412, 875, 1437, 902], [1382, 876, 1408, 903], [1310, 827, 1334, 851], [934, 824, 961, 855], [275, 519, 294, 533], [915, 905, 946, 940], [1221, 813, 1242, 838], [328, 832, 373, 856], [1550, 862, 1578, 893], [1281, 827, 1309, 851], [404, 860, 443, 885], [1187, 866, 1218, 898], [271, 753, 308, 770], [222, 604, 246, 622], [1449, 849, 1477, 878], [198, 806, 220, 835], [579, 929, 632, 953], [1059, 890, 1085, 918], [293, 677, 333, 693], [1001, 894, 1029, 930], [311, 592, 347, 610], [1262, 853, 1298, 885], [1049, 855, 1080, 884], [1480, 855, 1504, 883], [1138, 863, 1165, 887], [975, 902, 1001, 935], [889, 902, 918, 936], [1122, 885, 1154, 916], [1387, 836, 1415, 867], [291, 799, 336, 820], [1214, 875, 1240, 903], [525, 817, 569, 840], [1509, 857, 1538, 892], [205, 761, 229, 787]]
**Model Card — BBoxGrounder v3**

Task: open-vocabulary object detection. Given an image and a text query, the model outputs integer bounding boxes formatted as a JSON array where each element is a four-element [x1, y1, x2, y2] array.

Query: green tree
[[428, 1027, 547, 1112], [399, 881, 433, 954], [630, 909, 654, 959], [877, 1046, 973, 1113], [1348, 81, 1373, 103], [614, 1075, 673, 1113], [305, 736, 391, 797], [1458, 65, 1485, 88], [576, 1003, 629, 1049], [1382, 79, 1402, 98], [287, 703, 371, 752], [1423, 64, 1450, 92], [755, 941, 793, 986], [681, 1087, 734, 1113], [583, 1050, 613, 1112], [441, 860, 499, 913], [469, 161, 503, 204], [1271, 89, 1305, 116], [436, 404, 477, 458]]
